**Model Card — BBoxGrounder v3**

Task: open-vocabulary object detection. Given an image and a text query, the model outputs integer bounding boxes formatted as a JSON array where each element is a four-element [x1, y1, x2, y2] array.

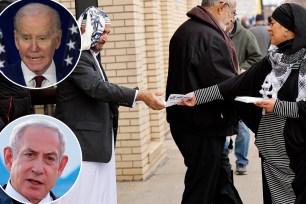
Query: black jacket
[[0, 74, 31, 132], [166, 6, 238, 136]]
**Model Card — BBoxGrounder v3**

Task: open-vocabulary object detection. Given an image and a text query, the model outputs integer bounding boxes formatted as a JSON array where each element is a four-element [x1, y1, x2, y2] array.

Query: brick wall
[[54, 0, 306, 181], [54, 0, 195, 181]]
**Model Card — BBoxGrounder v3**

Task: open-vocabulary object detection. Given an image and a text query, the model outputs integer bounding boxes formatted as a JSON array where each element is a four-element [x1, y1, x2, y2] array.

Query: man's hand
[[177, 92, 196, 106], [78, 13, 94, 51], [136, 90, 166, 110], [254, 98, 276, 113]]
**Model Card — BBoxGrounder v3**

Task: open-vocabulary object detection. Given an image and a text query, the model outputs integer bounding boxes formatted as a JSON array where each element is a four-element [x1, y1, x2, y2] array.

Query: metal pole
[[75, 0, 98, 18]]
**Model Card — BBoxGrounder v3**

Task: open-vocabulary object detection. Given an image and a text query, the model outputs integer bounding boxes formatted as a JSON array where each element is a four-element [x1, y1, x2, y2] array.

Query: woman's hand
[[254, 98, 276, 113], [177, 92, 197, 106]]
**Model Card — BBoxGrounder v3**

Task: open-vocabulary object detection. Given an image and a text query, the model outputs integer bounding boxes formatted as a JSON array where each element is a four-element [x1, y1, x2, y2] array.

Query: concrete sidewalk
[[117, 133, 263, 204]]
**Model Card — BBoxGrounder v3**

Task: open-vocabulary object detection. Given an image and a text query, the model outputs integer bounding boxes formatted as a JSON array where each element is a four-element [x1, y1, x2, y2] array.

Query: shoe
[[236, 164, 248, 175]]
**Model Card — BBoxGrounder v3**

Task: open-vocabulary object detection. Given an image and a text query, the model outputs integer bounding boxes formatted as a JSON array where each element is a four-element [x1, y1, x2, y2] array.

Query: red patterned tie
[[33, 76, 45, 88]]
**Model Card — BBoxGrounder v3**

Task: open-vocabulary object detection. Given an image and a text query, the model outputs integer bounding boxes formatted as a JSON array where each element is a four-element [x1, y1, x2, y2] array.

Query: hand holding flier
[[254, 98, 276, 113], [136, 90, 166, 110], [235, 96, 275, 113], [169, 92, 196, 107]]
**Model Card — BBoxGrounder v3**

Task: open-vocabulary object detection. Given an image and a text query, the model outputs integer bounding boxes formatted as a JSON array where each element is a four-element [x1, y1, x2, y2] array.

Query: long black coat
[[166, 6, 238, 137]]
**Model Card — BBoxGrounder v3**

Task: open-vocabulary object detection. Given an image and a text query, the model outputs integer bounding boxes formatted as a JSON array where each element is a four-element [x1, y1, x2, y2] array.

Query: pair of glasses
[[219, 1, 237, 17]]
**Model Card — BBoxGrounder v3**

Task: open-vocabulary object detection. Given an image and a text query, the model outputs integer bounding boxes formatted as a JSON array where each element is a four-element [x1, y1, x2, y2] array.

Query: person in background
[[240, 16, 250, 28], [55, 7, 165, 204], [267, 15, 272, 26], [225, 18, 261, 175], [166, 0, 243, 203], [249, 14, 271, 58], [179, 3, 306, 204]]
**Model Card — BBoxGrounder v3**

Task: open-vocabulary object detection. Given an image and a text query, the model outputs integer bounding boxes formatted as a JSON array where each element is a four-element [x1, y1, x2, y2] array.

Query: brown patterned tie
[[33, 75, 45, 88]]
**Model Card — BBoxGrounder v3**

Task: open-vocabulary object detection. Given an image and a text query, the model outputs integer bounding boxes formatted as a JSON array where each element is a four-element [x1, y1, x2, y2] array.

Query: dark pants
[[296, 189, 306, 204], [170, 125, 243, 204]]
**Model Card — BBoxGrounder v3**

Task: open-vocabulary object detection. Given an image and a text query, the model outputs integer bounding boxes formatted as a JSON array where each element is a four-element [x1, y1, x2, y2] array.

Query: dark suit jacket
[[0, 61, 70, 87], [55, 50, 136, 163], [1, 185, 57, 204]]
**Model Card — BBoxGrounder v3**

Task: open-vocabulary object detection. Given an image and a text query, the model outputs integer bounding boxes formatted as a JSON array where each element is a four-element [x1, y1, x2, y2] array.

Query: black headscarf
[[272, 3, 306, 50]]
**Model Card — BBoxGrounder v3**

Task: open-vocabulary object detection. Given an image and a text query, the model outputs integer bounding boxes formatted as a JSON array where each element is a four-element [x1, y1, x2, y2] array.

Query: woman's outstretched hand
[[177, 92, 197, 106], [254, 98, 276, 113]]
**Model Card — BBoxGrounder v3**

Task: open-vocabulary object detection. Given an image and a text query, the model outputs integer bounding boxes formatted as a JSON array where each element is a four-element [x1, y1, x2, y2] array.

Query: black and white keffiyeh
[[260, 45, 306, 102]]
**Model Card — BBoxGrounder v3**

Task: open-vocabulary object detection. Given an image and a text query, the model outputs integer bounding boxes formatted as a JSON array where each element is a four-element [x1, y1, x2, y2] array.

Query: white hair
[[202, 0, 235, 7], [9, 119, 66, 161], [14, 3, 61, 34]]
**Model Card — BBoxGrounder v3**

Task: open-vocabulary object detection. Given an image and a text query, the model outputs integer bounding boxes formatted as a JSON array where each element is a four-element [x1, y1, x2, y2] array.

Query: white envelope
[[235, 96, 264, 103]]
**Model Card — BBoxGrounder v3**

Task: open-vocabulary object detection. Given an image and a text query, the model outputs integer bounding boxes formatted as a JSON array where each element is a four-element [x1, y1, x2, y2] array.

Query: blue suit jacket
[[0, 61, 71, 87], [0, 185, 57, 204]]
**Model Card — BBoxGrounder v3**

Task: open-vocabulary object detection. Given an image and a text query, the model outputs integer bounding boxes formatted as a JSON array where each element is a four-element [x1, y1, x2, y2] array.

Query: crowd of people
[[1, 0, 306, 204]]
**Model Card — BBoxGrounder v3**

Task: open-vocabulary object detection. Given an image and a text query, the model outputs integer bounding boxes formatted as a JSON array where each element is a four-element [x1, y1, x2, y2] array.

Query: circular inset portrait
[[0, 0, 81, 89], [0, 114, 82, 204]]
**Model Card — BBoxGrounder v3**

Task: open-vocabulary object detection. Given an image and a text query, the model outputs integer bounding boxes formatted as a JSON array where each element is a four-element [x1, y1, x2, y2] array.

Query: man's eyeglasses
[[219, 1, 237, 17]]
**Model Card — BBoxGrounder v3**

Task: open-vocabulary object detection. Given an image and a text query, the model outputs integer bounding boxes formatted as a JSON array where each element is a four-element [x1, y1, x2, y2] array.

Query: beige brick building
[[45, 0, 304, 182], [54, 0, 198, 181]]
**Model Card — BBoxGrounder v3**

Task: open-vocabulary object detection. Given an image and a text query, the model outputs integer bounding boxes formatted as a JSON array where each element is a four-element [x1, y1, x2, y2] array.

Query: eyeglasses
[[219, 1, 237, 17]]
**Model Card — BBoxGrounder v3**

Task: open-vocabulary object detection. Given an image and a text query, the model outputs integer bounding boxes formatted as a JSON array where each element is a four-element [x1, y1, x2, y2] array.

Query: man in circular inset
[[2, 119, 68, 204], [0, 1, 81, 88]]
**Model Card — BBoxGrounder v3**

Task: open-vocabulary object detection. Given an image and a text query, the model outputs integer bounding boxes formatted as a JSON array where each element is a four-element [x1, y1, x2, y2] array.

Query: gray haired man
[[3, 120, 68, 204], [166, 0, 242, 203]]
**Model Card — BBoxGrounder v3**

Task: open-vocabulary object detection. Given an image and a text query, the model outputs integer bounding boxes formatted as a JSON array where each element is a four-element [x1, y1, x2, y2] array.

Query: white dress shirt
[[21, 60, 57, 88], [5, 179, 53, 204]]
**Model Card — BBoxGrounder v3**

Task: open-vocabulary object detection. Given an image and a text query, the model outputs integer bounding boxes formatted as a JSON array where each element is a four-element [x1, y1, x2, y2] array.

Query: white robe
[[55, 135, 117, 204]]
